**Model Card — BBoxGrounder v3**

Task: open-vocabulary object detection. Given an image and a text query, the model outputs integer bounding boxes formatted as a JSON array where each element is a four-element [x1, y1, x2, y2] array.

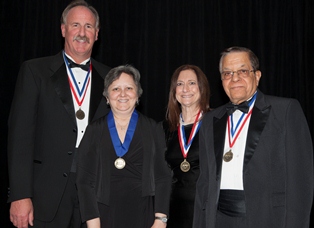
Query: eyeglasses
[[221, 69, 255, 80]]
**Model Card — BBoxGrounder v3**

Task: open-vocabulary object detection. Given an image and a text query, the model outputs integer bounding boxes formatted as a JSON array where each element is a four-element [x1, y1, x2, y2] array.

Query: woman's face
[[175, 69, 201, 109], [107, 73, 138, 115]]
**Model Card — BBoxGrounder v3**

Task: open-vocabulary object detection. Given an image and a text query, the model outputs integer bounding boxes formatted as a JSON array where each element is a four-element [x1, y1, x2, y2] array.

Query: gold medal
[[114, 157, 126, 169], [180, 159, 190, 172], [223, 150, 233, 162], [76, 109, 85, 120]]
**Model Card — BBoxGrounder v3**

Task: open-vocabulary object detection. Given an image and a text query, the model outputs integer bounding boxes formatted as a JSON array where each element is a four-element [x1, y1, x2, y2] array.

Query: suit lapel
[[213, 109, 228, 178], [243, 91, 271, 172], [89, 66, 104, 123], [50, 53, 76, 125]]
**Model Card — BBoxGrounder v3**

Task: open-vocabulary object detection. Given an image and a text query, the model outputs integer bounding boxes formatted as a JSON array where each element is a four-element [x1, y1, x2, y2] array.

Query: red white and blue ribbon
[[63, 51, 91, 107], [228, 93, 257, 148], [178, 111, 202, 159]]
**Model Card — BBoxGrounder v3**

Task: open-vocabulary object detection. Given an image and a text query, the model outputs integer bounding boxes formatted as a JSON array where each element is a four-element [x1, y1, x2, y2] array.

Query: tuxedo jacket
[[193, 90, 313, 228], [7, 52, 110, 222], [76, 113, 172, 222]]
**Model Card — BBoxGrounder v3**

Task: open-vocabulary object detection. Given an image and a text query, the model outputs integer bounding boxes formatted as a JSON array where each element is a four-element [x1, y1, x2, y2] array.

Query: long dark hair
[[166, 64, 210, 131]]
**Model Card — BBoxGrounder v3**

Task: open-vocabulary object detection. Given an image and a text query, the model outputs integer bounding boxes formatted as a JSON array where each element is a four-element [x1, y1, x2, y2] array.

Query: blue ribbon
[[107, 110, 138, 157]]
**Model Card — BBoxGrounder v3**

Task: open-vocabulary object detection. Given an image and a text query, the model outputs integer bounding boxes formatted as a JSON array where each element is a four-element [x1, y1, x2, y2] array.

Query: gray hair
[[60, 0, 100, 29], [103, 65, 143, 98], [219, 46, 260, 73]]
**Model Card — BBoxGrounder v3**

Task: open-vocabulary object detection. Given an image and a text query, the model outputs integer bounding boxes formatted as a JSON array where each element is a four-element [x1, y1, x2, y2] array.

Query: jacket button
[[63, 173, 68, 177], [68, 151, 73, 155], [73, 128, 77, 132]]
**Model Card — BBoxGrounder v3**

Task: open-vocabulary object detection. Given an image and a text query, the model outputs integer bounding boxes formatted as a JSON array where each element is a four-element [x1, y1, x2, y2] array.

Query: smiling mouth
[[182, 95, 193, 98]]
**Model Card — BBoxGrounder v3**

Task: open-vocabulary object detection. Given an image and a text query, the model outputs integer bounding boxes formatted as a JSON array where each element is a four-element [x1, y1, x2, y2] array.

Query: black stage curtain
[[1, 0, 313, 227]]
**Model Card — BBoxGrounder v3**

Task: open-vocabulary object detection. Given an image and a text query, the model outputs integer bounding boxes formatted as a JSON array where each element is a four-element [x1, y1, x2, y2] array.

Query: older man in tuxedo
[[193, 46, 313, 228], [7, 1, 110, 227]]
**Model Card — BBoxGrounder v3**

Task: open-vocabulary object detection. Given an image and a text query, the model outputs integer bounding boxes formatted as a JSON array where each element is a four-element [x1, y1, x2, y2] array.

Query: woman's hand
[[86, 218, 101, 228], [151, 219, 167, 228], [151, 213, 167, 228]]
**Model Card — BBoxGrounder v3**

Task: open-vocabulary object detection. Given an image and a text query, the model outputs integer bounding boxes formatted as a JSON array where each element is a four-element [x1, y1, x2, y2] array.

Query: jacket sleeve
[[7, 61, 39, 202], [153, 121, 172, 215], [285, 99, 313, 227]]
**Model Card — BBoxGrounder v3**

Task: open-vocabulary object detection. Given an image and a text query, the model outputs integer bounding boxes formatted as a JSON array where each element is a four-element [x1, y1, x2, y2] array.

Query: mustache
[[73, 35, 90, 43]]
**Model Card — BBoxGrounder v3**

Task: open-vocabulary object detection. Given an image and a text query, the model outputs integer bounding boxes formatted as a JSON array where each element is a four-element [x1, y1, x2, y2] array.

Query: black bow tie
[[67, 57, 90, 71], [226, 101, 249, 115]]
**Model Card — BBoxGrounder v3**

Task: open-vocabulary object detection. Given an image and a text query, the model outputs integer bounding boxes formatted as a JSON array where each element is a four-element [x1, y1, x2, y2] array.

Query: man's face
[[61, 6, 99, 62], [221, 52, 261, 104]]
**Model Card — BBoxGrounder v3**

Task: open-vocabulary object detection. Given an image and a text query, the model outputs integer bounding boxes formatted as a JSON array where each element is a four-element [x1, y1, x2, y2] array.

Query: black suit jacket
[[7, 52, 110, 221], [193, 90, 313, 228]]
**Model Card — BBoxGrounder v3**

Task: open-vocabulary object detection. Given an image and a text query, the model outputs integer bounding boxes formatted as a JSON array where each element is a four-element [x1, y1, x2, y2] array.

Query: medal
[[178, 111, 202, 172], [114, 157, 126, 169], [76, 109, 85, 120], [180, 159, 190, 172], [223, 150, 233, 162]]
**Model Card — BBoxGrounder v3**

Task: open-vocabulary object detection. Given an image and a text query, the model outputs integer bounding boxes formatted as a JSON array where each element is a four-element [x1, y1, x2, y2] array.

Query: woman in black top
[[163, 65, 210, 227], [77, 65, 172, 228]]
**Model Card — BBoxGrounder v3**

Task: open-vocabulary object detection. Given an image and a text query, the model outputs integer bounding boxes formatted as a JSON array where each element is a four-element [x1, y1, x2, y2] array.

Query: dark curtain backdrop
[[1, 0, 313, 227]]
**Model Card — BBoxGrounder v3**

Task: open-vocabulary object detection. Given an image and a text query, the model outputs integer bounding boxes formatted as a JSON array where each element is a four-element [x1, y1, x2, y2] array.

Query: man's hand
[[10, 198, 34, 228]]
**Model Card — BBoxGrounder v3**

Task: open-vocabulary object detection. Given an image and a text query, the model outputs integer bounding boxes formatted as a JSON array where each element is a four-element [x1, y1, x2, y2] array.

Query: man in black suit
[[7, 1, 110, 227], [193, 46, 313, 228]]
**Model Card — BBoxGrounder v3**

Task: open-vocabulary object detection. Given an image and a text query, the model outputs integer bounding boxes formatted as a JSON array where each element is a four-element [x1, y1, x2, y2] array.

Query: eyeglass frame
[[220, 69, 255, 80]]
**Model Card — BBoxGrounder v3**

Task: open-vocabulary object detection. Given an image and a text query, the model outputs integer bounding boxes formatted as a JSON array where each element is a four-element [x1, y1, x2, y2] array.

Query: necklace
[[114, 120, 129, 131], [181, 109, 200, 125]]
